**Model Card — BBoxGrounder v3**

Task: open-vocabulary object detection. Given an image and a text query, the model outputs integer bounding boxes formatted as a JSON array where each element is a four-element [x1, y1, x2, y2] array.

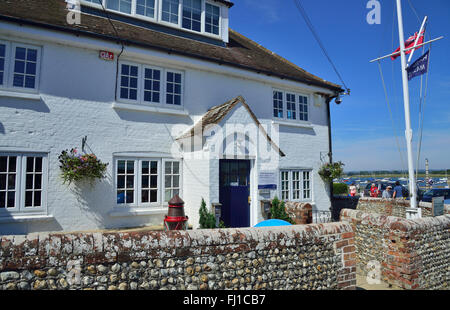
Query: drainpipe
[[325, 94, 339, 205]]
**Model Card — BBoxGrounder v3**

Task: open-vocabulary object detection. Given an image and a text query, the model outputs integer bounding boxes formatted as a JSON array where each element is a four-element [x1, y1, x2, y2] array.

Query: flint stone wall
[[340, 209, 450, 290], [332, 196, 450, 220], [0, 223, 356, 290]]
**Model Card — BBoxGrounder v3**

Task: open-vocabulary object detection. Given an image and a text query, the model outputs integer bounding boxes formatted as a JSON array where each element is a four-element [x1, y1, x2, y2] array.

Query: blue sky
[[229, 0, 450, 172]]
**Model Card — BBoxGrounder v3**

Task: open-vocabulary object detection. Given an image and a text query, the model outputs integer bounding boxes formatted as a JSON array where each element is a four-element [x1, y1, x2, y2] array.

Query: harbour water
[[335, 176, 449, 190]]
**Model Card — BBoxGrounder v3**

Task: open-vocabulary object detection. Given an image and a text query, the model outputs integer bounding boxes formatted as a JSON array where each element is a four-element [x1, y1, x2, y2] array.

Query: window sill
[[108, 207, 167, 218], [112, 102, 189, 116], [0, 90, 41, 101], [272, 119, 313, 128], [0, 214, 54, 224]]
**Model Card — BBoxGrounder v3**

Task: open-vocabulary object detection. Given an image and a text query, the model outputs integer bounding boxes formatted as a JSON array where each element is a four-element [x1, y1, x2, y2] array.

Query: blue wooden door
[[219, 160, 250, 228]]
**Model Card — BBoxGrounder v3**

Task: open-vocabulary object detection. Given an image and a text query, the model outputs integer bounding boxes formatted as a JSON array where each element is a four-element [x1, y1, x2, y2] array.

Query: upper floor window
[[205, 3, 220, 35], [182, 0, 202, 31], [0, 43, 5, 86], [273, 91, 283, 118], [81, 0, 222, 37], [162, 0, 180, 24], [273, 90, 309, 122], [106, 0, 132, 14], [0, 153, 47, 214], [118, 61, 184, 107], [136, 0, 156, 18], [0, 40, 41, 92]]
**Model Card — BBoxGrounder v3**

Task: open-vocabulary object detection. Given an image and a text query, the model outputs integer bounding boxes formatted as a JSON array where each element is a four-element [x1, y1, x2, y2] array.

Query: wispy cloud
[[243, 0, 281, 23]]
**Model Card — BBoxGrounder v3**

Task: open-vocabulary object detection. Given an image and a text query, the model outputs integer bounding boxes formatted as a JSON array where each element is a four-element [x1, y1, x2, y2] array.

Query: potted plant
[[58, 148, 108, 184], [318, 161, 345, 182]]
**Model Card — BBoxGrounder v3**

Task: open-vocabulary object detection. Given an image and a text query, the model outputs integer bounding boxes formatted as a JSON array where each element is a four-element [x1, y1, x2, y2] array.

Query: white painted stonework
[[0, 21, 335, 234]]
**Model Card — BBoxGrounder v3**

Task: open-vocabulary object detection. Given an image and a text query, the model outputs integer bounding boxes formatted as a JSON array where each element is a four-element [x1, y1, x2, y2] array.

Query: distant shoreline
[[342, 173, 448, 178]]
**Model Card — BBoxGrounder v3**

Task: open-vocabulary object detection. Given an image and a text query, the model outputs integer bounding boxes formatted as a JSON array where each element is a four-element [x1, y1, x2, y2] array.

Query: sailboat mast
[[395, 0, 418, 209]]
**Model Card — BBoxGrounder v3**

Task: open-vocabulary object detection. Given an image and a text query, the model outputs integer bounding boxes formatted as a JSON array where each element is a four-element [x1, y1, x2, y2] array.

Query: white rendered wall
[[0, 24, 335, 234]]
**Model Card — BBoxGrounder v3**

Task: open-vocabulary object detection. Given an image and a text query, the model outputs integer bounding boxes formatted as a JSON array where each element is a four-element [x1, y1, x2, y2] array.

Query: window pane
[[7, 191, 15, 208], [273, 91, 283, 118], [126, 190, 134, 203], [162, 0, 179, 24], [106, 0, 131, 13], [205, 3, 220, 35], [0, 44, 5, 85], [34, 190, 41, 207], [25, 191, 32, 207], [0, 174, 5, 190], [0, 192, 5, 208], [136, 0, 155, 18]]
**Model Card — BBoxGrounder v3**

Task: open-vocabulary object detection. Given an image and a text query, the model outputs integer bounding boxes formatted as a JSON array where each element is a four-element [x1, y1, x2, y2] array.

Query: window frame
[[0, 40, 41, 93], [0, 40, 10, 88], [142, 64, 163, 104], [279, 169, 313, 202], [273, 89, 311, 124], [80, 0, 222, 39], [117, 60, 185, 109], [0, 152, 48, 216], [162, 158, 182, 203], [114, 157, 182, 208], [118, 61, 141, 103], [165, 68, 184, 106], [9, 42, 41, 93], [204, 1, 221, 36]]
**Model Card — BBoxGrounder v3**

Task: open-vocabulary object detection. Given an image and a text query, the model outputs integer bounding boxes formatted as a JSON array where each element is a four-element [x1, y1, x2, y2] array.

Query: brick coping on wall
[[0, 222, 357, 290], [340, 209, 450, 290]]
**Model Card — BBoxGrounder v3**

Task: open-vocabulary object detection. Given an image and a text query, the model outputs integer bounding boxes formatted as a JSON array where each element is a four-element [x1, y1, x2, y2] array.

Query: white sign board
[[258, 171, 277, 190]]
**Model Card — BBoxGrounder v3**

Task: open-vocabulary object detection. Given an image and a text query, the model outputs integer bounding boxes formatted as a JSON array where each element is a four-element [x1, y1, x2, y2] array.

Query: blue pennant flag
[[407, 50, 429, 81]]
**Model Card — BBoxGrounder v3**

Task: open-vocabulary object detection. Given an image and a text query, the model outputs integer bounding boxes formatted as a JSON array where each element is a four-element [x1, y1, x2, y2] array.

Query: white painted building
[[0, 0, 343, 234]]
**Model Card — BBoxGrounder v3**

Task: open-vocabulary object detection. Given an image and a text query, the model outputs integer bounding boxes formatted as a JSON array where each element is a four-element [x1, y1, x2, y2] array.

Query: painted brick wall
[[0, 223, 356, 290], [340, 209, 450, 290]]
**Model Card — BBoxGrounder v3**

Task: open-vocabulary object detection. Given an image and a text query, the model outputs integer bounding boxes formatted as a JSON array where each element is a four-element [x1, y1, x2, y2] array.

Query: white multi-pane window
[[299, 95, 309, 121], [141, 160, 159, 203], [80, 1, 223, 38], [205, 3, 220, 35], [273, 90, 310, 123], [115, 158, 181, 207], [162, 0, 180, 24], [166, 71, 182, 105], [280, 171, 289, 200], [303, 171, 311, 199], [280, 169, 312, 201], [119, 63, 139, 101], [0, 43, 6, 86], [182, 0, 202, 32], [0, 153, 47, 214], [136, 0, 156, 18], [286, 93, 297, 120], [0, 41, 41, 92], [106, 0, 132, 14], [273, 91, 283, 118], [143, 67, 161, 103], [118, 61, 184, 107], [164, 161, 180, 202]]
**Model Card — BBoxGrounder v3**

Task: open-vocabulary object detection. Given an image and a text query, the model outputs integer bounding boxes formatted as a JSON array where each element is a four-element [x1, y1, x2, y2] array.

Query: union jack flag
[[391, 30, 425, 60]]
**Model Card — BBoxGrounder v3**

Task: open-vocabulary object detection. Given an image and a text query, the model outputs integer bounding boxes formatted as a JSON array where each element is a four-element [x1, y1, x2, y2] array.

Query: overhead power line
[[292, 0, 349, 93]]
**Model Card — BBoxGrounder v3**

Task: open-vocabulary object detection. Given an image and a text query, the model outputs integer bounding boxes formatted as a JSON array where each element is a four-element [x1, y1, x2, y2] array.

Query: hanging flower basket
[[318, 161, 345, 182], [58, 148, 108, 184]]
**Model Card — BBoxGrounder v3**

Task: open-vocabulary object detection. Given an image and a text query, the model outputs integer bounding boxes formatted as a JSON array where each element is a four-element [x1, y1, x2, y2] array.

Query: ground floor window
[[0, 153, 47, 214], [279, 169, 312, 201], [115, 157, 181, 207]]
